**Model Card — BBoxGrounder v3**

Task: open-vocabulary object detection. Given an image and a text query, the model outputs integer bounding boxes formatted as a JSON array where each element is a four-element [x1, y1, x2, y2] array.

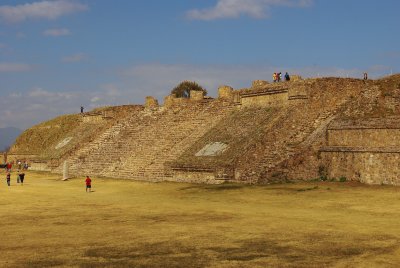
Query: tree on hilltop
[[171, 81, 207, 98]]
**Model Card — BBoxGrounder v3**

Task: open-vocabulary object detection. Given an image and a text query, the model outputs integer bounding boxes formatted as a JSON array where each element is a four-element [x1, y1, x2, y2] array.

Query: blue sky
[[0, 0, 399, 129]]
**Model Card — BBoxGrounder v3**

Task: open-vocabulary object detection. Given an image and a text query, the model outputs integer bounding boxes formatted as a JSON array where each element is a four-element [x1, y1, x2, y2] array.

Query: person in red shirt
[[85, 176, 92, 192]]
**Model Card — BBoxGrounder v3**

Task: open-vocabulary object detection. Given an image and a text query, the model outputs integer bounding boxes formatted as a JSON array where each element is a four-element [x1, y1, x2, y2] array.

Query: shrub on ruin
[[171, 81, 207, 98]]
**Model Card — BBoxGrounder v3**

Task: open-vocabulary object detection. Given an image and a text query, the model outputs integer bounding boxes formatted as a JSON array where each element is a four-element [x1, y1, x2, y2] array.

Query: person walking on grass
[[85, 176, 92, 192], [6, 172, 10, 186], [19, 172, 25, 186]]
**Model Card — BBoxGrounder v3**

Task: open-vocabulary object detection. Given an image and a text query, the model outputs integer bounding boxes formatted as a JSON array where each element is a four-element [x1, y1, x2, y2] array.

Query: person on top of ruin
[[363, 72, 368, 80], [278, 72, 282, 82], [85, 176, 92, 192], [80, 106, 84, 113], [285, 72, 290, 81], [273, 73, 277, 82]]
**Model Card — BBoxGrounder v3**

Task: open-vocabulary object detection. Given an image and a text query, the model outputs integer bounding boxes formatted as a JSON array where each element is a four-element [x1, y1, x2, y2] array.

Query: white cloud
[[186, 0, 313, 20], [101, 84, 121, 97], [0, 87, 81, 129], [0, 62, 32, 72], [90, 96, 101, 103], [0, 0, 88, 23], [43, 28, 71, 36], [29, 87, 75, 100], [26, 103, 46, 111], [9, 92, 22, 98], [62, 53, 87, 62]]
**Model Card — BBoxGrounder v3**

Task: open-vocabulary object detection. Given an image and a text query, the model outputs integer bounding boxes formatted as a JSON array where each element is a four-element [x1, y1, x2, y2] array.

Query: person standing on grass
[[6, 172, 11, 186], [19, 172, 25, 186], [85, 176, 92, 192]]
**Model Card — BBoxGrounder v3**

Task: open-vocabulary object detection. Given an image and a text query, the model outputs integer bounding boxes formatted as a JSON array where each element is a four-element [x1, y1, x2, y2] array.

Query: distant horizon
[[1, 0, 399, 129]]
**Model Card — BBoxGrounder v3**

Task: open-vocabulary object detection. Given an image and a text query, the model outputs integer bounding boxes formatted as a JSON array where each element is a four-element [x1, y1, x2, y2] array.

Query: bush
[[339, 176, 347, 182], [171, 81, 207, 98]]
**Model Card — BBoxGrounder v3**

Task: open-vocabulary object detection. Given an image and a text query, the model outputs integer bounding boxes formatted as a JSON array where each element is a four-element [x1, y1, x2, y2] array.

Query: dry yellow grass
[[1, 171, 400, 267]]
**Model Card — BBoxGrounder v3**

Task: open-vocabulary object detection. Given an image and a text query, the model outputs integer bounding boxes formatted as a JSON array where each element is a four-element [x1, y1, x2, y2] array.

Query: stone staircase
[[63, 100, 234, 180], [52, 111, 143, 174], [165, 106, 291, 183], [113, 101, 235, 180]]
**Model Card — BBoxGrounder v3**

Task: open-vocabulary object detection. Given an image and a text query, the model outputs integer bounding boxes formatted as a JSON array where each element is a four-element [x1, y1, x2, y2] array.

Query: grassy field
[[1, 171, 400, 267]]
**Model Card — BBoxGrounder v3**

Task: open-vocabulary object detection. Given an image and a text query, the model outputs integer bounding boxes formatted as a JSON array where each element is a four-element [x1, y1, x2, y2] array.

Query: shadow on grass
[[81, 241, 209, 268], [16, 233, 399, 268], [179, 183, 247, 192]]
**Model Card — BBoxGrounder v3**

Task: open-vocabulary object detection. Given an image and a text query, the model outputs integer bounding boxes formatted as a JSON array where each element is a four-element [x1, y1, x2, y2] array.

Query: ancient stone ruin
[[7, 74, 400, 185]]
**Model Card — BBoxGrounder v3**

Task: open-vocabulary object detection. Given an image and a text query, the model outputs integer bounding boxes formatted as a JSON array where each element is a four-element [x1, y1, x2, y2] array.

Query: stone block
[[252, 80, 269, 88], [190, 90, 204, 101], [218, 85, 234, 100], [145, 96, 159, 109], [241, 90, 289, 107], [164, 95, 176, 107]]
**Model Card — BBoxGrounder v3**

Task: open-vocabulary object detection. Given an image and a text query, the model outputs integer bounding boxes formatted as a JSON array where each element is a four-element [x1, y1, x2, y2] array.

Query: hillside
[[7, 74, 400, 185], [9, 105, 143, 163]]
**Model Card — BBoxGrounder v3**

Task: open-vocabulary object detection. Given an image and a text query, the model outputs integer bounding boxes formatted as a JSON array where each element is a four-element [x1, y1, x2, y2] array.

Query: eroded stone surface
[[195, 142, 228, 157], [55, 137, 73, 149]]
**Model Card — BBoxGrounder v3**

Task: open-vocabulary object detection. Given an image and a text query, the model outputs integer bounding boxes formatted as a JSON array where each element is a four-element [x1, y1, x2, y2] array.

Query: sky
[[0, 0, 399, 130]]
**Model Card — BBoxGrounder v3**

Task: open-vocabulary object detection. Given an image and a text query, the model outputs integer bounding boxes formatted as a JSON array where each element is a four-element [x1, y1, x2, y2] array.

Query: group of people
[[4, 171, 91, 191], [273, 72, 290, 82], [5, 171, 25, 186], [3, 160, 91, 190], [3, 161, 29, 172]]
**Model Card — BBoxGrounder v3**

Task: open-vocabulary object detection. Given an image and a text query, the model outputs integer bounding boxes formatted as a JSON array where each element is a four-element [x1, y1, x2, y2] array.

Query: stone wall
[[321, 116, 400, 185], [240, 90, 289, 107], [29, 160, 51, 171], [170, 169, 223, 184], [164, 95, 189, 107], [328, 128, 400, 147], [320, 150, 400, 185]]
